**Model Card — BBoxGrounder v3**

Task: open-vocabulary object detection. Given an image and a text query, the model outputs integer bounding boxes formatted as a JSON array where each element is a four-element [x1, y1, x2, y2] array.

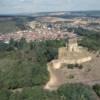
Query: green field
[[0, 16, 33, 33], [0, 21, 19, 33]]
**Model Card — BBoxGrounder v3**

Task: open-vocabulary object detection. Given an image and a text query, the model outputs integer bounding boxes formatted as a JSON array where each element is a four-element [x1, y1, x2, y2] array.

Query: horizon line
[[0, 10, 100, 16]]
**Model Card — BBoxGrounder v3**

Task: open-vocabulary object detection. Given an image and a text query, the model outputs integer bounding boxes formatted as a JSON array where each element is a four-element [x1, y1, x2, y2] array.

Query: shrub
[[58, 84, 97, 100], [93, 84, 100, 97]]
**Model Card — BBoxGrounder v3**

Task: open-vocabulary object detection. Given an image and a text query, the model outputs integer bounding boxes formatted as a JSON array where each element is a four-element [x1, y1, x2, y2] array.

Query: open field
[[0, 20, 19, 33]]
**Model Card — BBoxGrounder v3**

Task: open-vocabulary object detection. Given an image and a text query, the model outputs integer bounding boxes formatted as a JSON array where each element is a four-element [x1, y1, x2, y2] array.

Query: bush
[[67, 64, 83, 69], [75, 28, 100, 51], [0, 89, 11, 100], [9, 84, 98, 100], [93, 84, 100, 97], [58, 84, 97, 100], [0, 84, 98, 100]]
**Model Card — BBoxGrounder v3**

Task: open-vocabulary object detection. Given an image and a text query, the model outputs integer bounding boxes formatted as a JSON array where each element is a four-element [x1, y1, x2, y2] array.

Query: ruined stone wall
[[67, 43, 80, 52], [52, 45, 92, 69], [50, 56, 92, 69]]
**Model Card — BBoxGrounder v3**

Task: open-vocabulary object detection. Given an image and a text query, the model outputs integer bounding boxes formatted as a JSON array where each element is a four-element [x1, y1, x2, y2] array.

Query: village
[[1, 16, 100, 43]]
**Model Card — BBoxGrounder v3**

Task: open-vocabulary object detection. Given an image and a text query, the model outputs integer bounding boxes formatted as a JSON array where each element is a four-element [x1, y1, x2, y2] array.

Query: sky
[[0, 0, 100, 14]]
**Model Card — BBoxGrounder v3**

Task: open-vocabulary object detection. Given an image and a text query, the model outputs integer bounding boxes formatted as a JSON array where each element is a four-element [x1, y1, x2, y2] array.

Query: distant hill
[[1, 10, 100, 17], [0, 10, 100, 33], [31, 11, 100, 18]]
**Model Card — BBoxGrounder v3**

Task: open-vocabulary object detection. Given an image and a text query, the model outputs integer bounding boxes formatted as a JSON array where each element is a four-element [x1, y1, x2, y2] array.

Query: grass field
[[0, 21, 19, 33], [0, 16, 33, 33]]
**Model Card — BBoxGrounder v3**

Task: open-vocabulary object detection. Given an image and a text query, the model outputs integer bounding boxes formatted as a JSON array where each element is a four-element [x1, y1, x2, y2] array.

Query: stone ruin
[[44, 32, 92, 90], [49, 32, 92, 69]]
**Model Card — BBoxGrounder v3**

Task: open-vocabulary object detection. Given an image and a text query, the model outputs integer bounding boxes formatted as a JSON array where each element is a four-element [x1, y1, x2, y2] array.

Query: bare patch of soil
[[45, 55, 100, 90]]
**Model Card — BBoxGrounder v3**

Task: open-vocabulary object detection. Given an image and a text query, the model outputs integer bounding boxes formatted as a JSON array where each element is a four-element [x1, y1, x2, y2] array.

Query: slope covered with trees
[[0, 37, 99, 100]]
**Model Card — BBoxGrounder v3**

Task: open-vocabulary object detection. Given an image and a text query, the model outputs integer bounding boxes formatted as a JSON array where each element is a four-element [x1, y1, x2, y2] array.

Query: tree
[[58, 84, 97, 100], [0, 89, 11, 100]]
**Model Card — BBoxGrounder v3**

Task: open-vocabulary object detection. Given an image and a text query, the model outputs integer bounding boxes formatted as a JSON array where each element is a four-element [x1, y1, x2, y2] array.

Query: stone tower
[[66, 32, 80, 52]]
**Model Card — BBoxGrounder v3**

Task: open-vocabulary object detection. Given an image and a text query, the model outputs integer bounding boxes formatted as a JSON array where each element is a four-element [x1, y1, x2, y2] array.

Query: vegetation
[[68, 27, 100, 51], [93, 84, 100, 97], [67, 64, 83, 69], [77, 28, 100, 51], [58, 84, 97, 100], [0, 84, 98, 100], [0, 39, 65, 89]]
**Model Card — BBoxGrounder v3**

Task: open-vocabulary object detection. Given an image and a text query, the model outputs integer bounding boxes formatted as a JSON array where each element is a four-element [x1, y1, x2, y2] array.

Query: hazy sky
[[0, 0, 100, 14]]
